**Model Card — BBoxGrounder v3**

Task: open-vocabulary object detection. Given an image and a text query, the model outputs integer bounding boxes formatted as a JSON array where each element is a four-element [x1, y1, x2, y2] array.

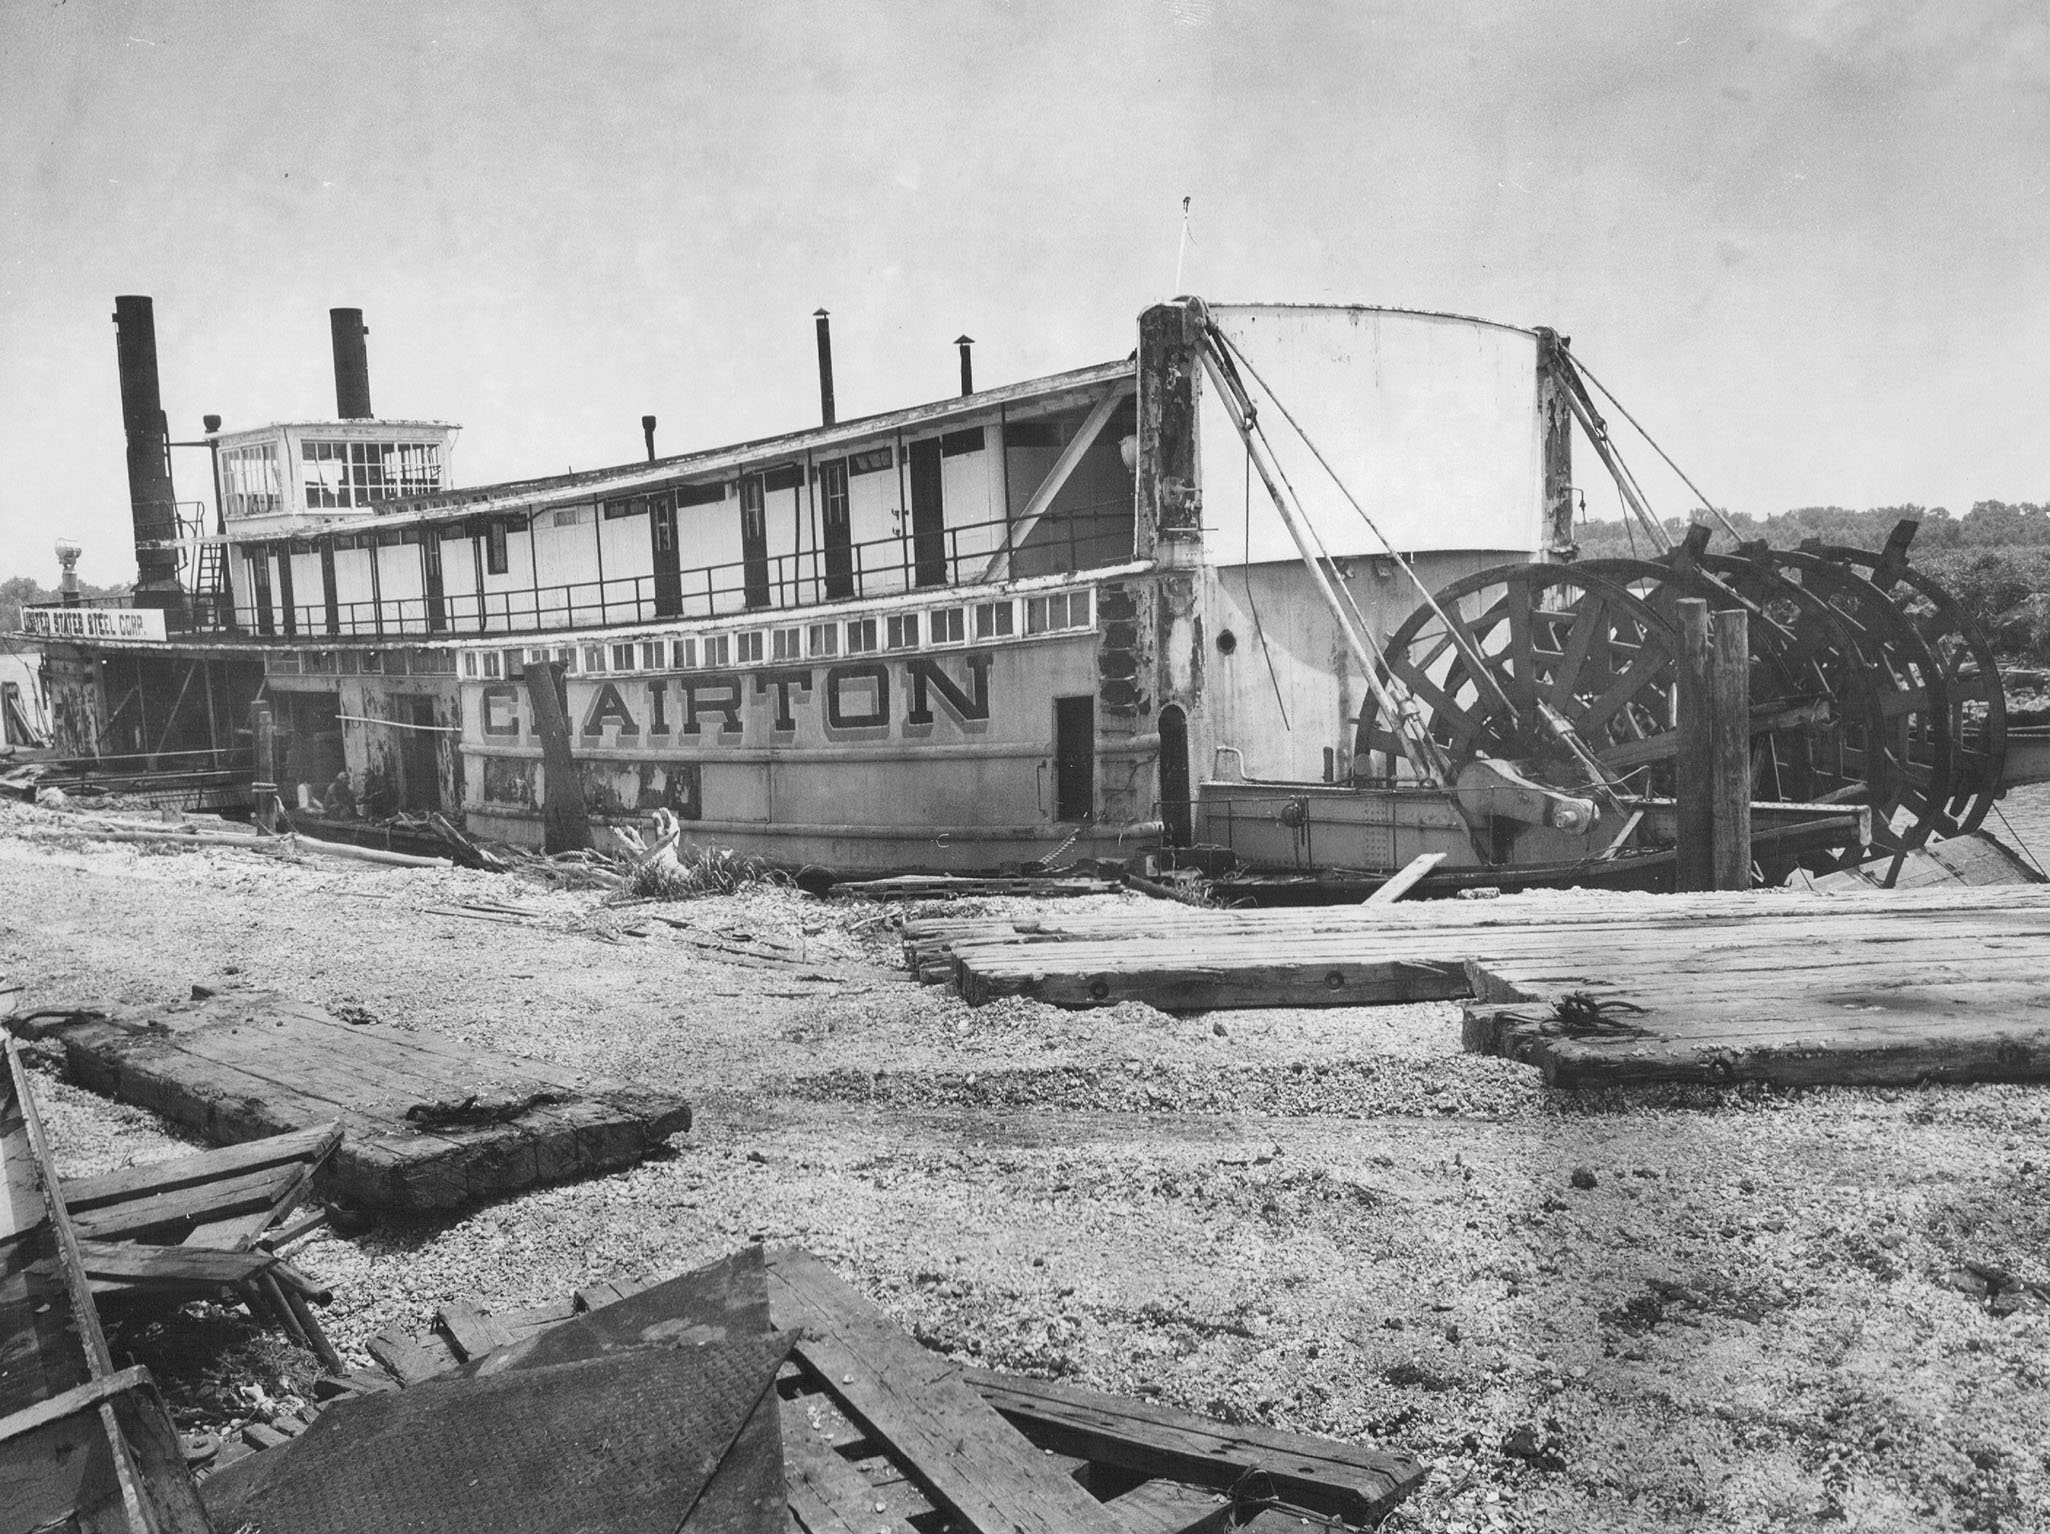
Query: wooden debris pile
[[10, 987, 693, 1212], [3, 1036, 217, 1532], [61, 1121, 346, 1371], [201, 1244, 1425, 1533]]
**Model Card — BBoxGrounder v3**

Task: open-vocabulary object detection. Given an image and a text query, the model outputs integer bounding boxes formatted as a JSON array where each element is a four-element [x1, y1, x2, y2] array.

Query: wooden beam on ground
[[20, 990, 690, 1213], [964, 1369, 1423, 1527], [976, 386, 1128, 584], [764, 1246, 1127, 1534], [1362, 851, 1446, 905]]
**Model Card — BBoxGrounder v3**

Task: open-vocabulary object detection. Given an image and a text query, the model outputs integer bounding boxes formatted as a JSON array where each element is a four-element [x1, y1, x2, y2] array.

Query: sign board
[[22, 606, 169, 642]]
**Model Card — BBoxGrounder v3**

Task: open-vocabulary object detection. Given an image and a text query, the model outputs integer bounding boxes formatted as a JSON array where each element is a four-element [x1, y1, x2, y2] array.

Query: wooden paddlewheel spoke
[[1358, 565, 1681, 788], [1805, 534, 2007, 836]]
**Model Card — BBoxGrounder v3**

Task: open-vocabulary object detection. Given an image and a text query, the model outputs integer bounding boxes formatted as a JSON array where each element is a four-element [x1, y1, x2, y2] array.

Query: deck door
[[401, 695, 442, 812], [819, 459, 854, 599], [908, 438, 947, 587], [1053, 695, 1095, 824], [740, 475, 771, 609], [276, 546, 298, 638], [422, 532, 447, 633], [648, 492, 682, 617], [320, 545, 340, 634], [250, 546, 275, 636]]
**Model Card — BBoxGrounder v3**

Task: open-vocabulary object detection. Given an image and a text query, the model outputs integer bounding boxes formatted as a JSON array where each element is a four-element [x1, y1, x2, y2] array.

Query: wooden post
[[1710, 608, 1753, 890], [523, 661, 592, 853], [249, 700, 279, 833], [1673, 598, 1713, 892]]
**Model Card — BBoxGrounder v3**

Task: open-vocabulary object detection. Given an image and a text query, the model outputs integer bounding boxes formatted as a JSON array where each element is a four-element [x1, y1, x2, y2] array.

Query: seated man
[[323, 770, 358, 819]]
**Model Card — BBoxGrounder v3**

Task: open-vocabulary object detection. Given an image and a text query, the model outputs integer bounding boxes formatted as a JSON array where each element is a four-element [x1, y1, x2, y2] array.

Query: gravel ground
[[5, 796, 2049, 1533]]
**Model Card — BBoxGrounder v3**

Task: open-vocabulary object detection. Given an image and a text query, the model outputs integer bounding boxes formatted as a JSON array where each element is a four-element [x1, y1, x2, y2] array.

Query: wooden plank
[[764, 1247, 1126, 1534], [1106, 1478, 1235, 1534], [60, 1121, 341, 1211], [436, 1300, 517, 1363], [780, 1395, 924, 1534], [66, 1162, 299, 1243], [1361, 851, 1446, 905], [964, 1369, 1423, 1527], [366, 1329, 460, 1387], [74, 1239, 276, 1289], [0, 1364, 156, 1444]]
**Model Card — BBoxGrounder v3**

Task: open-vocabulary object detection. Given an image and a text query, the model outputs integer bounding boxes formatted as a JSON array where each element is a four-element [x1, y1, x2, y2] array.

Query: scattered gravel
[[4, 794, 2048, 1531]]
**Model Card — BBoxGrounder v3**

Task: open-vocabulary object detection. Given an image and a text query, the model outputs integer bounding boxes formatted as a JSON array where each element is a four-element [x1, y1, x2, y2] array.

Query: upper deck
[[217, 359, 1138, 642]]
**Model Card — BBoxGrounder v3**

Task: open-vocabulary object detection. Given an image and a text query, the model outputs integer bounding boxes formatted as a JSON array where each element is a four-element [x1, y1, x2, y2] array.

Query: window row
[[456, 590, 1093, 679]]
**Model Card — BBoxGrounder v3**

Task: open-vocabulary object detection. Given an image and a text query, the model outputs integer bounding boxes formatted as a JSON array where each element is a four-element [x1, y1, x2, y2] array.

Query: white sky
[[3, 0, 2045, 584]]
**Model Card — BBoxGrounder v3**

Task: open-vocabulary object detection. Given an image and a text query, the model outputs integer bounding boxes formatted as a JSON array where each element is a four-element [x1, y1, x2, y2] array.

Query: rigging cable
[[1567, 351, 1745, 544], [1240, 450, 1292, 730], [1209, 320, 1520, 725]]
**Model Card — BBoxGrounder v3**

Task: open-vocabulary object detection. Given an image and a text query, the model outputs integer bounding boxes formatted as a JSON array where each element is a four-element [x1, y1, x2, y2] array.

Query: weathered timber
[[14, 990, 690, 1211], [75, 1239, 280, 1289], [1105, 1477, 1236, 1534], [366, 1329, 459, 1387], [63, 1122, 340, 1212], [921, 887, 2050, 1023], [1361, 850, 1446, 905], [964, 1369, 1423, 1526], [1462, 903, 2050, 1086], [1673, 598, 1715, 892], [1711, 609, 1753, 889], [69, 1162, 299, 1243], [524, 661, 593, 854], [436, 1300, 516, 1363], [764, 1246, 1128, 1534], [780, 1394, 925, 1534]]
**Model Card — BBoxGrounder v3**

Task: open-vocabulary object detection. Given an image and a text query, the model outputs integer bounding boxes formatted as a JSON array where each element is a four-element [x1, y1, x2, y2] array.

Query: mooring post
[[249, 700, 279, 834], [1674, 598, 1714, 891], [524, 661, 593, 853], [1710, 607, 1753, 890]]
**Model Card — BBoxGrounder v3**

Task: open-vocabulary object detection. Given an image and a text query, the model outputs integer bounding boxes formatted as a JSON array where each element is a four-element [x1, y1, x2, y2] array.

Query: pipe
[[955, 334, 974, 396], [111, 296, 183, 595], [813, 308, 835, 426], [642, 414, 657, 463], [330, 308, 373, 419]]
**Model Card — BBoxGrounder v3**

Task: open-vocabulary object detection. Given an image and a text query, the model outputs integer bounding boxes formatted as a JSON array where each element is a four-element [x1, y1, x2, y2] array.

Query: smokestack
[[330, 307, 373, 418], [955, 335, 974, 396], [642, 414, 658, 463], [813, 308, 835, 427], [112, 296, 182, 596]]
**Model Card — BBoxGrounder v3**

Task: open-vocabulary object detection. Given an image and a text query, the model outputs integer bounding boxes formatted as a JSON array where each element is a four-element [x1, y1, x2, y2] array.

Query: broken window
[[886, 613, 919, 650], [846, 618, 878, 654]]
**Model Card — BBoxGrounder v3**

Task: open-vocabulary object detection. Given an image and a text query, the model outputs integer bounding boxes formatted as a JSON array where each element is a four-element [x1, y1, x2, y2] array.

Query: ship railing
[[209, 500, 1133, 642]]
